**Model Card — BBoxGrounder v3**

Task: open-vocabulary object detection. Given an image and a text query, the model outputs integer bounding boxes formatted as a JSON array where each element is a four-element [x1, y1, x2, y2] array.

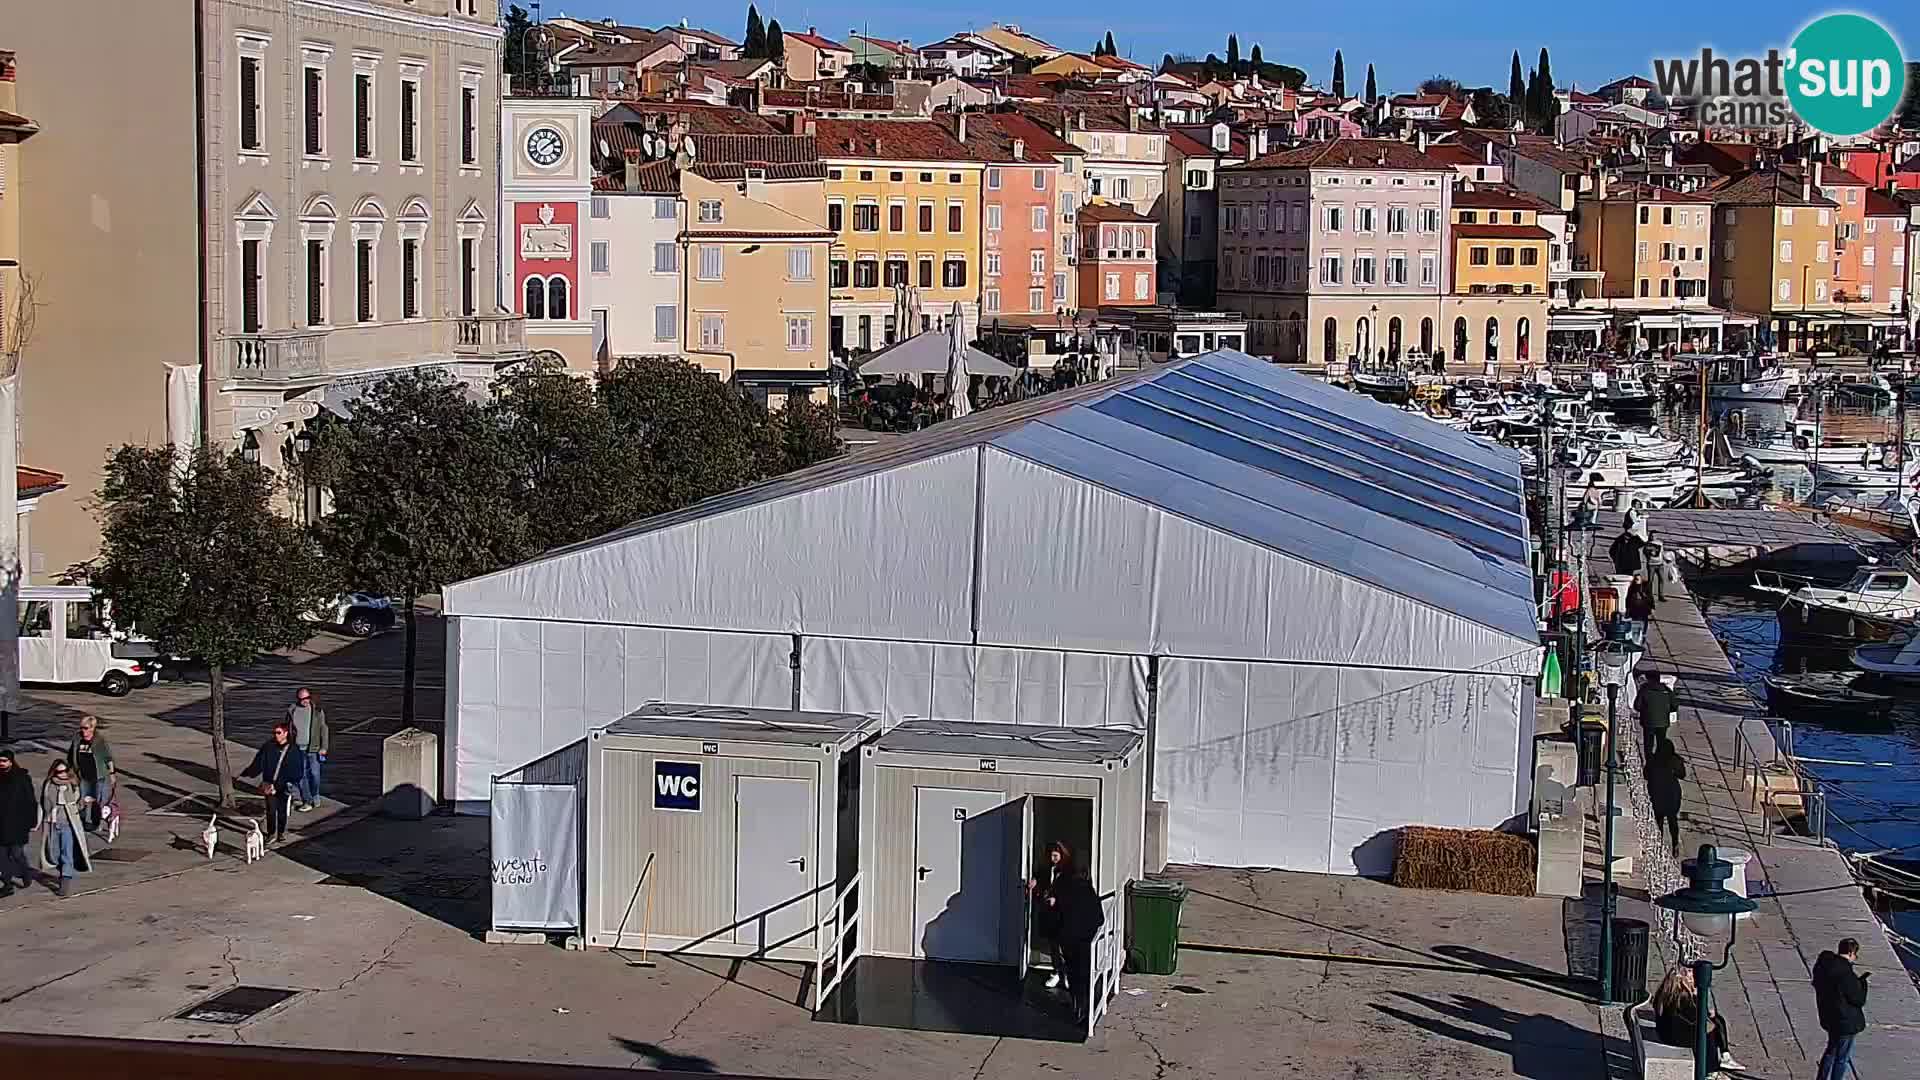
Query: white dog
[[201, 815, 220, 860], [243, 819, 265, 863]]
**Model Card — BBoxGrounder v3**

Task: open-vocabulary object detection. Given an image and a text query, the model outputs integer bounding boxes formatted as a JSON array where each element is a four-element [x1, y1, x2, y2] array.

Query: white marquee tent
[[444, 350, 1541, 875]]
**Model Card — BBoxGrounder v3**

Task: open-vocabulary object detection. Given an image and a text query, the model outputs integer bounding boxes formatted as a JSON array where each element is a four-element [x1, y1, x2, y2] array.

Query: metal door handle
[[916, 866, 931, 880], [789, 856, 806, 873]]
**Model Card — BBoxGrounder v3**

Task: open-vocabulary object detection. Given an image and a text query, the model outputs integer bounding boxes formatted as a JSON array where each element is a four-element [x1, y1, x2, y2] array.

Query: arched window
[[1485, 317, 1501, 365], [1420, 317, 1434, 354], [524, 275, 546, 320], [1387, 317, 1403, 361], [1517, 317, 1532, 362], [1354, 317, 1371, 360], [1323, 317, 1337, 365], [546, 276, 569, 320], [1453, 317, 1469, 363]]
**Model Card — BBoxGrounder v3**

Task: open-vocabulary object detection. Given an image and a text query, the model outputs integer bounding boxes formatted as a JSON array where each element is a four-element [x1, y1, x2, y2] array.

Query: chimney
[[808, 26, 817, 36], [1075, 109, 1087, 132], [1813, 159, 1824, 189], [1802, 168, 1812, 202], [872, 136, 882, 155], [623, 148, 644, 192], [1128, 108, 1139, 132], [1013, 137, 1025, 160], [1417, 128, 1428, 154], [789, 109, 810, 135], [1485, 141, 1494, 165], [1256, 127, 1269, 156], [958, 110, 968, 142]]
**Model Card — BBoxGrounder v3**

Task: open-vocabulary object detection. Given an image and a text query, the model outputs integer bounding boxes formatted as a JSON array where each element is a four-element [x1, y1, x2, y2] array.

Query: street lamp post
[[1595, 639, 1637, 1004], [1655, 845, 1761, 1080]]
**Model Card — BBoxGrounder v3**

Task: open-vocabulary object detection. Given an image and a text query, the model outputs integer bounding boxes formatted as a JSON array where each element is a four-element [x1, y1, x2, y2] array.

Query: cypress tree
[[744, 5, 765, 58], [1536, 47, 1557, 130], [1104, 31, 1117, 58], [1228, 34, 1240, 73], [1365, 63, 1377, 104], [1509, 51, 1526, 120], [1250, 43, 1263, 69], [1332, 50, 1345, 97], [767, 19, 785, 65]]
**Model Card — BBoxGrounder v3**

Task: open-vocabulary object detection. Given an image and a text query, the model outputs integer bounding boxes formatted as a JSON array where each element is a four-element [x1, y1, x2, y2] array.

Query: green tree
[[1227, 34, 1240, 73], [91, 446, 335, 807], [756, 397, 845, 477], [1161, 53, 1175, 74], [1103, 31, 1117, 58], [1331, 50, 1346, 97], [599, 357, 764, 516], [1509, 51, 1527, 122], [1250, 43, 1262, 69], [1525, 67, 1542, 128], [490, 358, 638, 554], [502, 4, 534, 79], [1535, 48, 1558, 133], [1419, 75, 1460, 96], [305, 370, 528, 728], [1366, 64, 1378, 104], [743, 5, 766, 58], [766, 19, 785, 65]]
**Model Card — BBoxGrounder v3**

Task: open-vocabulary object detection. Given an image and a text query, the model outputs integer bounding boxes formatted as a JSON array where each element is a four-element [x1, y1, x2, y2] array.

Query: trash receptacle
[[1609, 918, 1650, 1004], [1575, 720, 1606, 787], [1127, 879, 1188, 976]]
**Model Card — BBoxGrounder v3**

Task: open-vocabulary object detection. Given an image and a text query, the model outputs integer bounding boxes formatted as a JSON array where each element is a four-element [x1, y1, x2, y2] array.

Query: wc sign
[[654, 760, 702, 812]]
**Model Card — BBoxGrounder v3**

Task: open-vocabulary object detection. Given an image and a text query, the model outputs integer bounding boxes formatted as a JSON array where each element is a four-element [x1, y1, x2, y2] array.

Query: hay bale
[[1391, 825, 1536, 897]]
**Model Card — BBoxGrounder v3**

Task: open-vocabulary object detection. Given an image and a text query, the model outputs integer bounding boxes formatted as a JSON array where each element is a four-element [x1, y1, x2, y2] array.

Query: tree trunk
[[210, 661, 236, 808], [401, 595, 417, 728]]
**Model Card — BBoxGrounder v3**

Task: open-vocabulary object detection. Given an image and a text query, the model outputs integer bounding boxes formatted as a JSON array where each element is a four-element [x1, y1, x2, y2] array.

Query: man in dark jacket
[[1053, 871, 1106, 1024], [1609, 529, 1645, 577], [1813, 938, 1870, 1080], [239, 723, 306, 847], [0, 750, 38, 896]]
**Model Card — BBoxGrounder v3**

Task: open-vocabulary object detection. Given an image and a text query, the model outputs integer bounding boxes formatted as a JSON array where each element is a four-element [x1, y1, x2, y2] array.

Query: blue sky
[[538, 2, 1917, 93]]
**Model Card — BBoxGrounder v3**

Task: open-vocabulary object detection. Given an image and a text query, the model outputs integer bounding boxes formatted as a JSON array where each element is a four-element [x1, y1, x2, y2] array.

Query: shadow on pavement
[[610, 1038, 720, 1073], [1370, 990, 1612, 1080]]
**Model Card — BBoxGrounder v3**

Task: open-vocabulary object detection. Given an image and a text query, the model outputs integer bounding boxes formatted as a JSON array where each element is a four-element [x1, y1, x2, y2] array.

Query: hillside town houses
[[5, 5, 1920, 577]]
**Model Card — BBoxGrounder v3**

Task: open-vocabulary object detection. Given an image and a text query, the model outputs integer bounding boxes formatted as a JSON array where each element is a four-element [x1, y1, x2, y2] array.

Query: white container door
[[733, 775, 815, 950], [911, 787, 1014, 963]]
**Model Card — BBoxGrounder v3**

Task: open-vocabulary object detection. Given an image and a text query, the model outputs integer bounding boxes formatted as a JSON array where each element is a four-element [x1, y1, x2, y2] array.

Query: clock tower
[[501, 95, 597, 371]]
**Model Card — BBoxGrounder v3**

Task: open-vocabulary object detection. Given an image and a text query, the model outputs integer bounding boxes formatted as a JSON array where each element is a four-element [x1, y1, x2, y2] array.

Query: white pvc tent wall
[[444, 351, 1540, 875]]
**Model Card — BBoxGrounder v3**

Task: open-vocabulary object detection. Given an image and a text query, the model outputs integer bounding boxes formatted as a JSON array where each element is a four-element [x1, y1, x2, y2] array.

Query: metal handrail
[[812, 872, 862, 1012]]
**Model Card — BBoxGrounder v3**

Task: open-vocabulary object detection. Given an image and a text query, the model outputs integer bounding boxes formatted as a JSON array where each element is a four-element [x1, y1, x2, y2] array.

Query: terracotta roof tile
[[1452, 185, 1555, 212], [813, 118, 976, 161], [763, 87, 894, 111], [1077, 201, 1155, 223], [784, 30, 849, 52], [1232, 138, 1451, 172], [1452, 223, 1554, 240], [1704, 169, 1838, 207], [1598, 180, 1715, 204], [18, 467, 63, 497], [1865, 189, 1908, 217], [947, 113, 1075, 163]]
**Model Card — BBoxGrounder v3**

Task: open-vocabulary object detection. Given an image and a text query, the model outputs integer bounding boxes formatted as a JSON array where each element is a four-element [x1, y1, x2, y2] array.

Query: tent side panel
[[451, 620, 792, 805], [800, 637, 1147, 729]]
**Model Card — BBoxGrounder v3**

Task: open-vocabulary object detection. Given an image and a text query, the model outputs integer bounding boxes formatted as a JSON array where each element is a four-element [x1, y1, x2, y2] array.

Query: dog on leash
[[244, 819, 266, 863], [201, 815, 220, 860]]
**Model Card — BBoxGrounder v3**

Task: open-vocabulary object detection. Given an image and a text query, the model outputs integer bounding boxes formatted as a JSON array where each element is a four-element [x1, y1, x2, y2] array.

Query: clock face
[[526, 127, 565, 167]]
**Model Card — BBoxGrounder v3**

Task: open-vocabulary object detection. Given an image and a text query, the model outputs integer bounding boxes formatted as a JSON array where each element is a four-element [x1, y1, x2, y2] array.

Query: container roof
[[601, 703, 878, 748], [873, 719, 1142, 763]]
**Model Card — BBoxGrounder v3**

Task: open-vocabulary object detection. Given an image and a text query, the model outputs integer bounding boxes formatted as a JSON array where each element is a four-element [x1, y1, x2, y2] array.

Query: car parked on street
[[17, 585, 156, 696], [319, 593, 397, 637]]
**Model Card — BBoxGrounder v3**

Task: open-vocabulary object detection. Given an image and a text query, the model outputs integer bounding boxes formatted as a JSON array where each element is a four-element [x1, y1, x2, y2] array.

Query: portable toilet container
[[583, 703, 878, 996], [850, 719, 1146, 1032]]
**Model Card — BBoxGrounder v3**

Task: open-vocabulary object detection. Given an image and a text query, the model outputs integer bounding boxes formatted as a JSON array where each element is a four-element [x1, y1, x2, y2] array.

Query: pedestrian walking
[[64, 715, 115, 833], [1642, 539, 1667, 601], [1636, 667, 1677, 752], [1608, 528, 1645, 577], [38, 760, 91, 896], [1028, 840, 1077, 990], [1645, 737, 1687, 857], [1813, 938, 1871, 1080], [240, 722, 306, 847], [1625, 574, 1655, 638], [285, 688, 329, 811], [0, 749, 39, 896], [1051, 858, 1105, 1024]]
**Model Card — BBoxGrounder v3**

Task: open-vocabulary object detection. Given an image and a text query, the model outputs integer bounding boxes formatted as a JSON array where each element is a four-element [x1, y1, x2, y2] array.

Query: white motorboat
[[1727, 421, 1879, 466], [1572, 448, 1681, 505], [1756, 565, 1920, 645], [1852, 634, 1920, 680], [1595, 374, 1658, 416], [1352, 369, 1410, 403], [1811, 454, 1920, 489], [1701, 354, 1795, 402]]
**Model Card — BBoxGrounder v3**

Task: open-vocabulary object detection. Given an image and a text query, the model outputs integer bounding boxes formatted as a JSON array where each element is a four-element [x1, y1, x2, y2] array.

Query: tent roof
[[856, 330, 1017, 378], [450, 351, 1537, 651]]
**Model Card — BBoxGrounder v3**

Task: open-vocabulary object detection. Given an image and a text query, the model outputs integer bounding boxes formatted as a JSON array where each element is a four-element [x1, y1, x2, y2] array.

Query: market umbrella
[[947, 301, 972, 419]]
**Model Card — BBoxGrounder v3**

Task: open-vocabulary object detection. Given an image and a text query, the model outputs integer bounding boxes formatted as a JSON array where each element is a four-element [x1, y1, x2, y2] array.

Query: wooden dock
[[1591, 507, 1898, 574], [1622, 578, 1920, 1076]]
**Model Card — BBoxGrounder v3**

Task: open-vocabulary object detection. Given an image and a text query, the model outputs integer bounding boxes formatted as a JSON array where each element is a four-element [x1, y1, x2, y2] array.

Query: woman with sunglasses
[[40, 760, 92, 896]]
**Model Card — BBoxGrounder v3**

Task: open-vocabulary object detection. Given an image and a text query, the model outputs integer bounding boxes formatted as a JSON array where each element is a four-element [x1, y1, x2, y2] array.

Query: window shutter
[[356, 239, 372, 321], [304, 69, 323, 155], [461, 89, 475, 163], [403, 239, 418, 318], [461, 238, 475, 316], [354, 75, 371, 158], [241, 240, 261, 333], [307, 240, 324, 324], [240, 58, 260, 149], [401, 82, 416, 161]]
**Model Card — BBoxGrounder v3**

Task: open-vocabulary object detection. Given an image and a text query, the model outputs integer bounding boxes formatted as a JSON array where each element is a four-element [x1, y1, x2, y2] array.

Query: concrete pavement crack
[[0, 963, 90, 1005], [968, 1036, 1004, 1080], [660, 977, 727, 1046], [222, 936, 241, 988], [1129, 1019, 1172, 1080], [330, 924, 415, 992]]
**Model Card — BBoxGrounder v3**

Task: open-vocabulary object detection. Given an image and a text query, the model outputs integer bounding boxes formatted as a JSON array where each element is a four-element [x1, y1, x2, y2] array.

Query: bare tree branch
[[2, 269, 44, 377]]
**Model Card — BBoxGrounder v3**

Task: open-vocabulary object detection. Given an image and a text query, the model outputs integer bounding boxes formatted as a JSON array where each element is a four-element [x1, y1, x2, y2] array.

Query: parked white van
[[17, 585, 156, 696]]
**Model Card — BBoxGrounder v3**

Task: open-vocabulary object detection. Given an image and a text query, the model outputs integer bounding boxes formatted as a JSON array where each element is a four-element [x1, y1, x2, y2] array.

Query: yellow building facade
[[815, 119, 983, 356], [1706, 169, 1838, 350], [1443, 186, 1551, 369]]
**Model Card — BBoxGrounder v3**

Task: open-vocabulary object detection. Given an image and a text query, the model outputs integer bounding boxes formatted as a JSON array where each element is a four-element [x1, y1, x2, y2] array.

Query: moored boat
[[1762, 671, 1897, 719]]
